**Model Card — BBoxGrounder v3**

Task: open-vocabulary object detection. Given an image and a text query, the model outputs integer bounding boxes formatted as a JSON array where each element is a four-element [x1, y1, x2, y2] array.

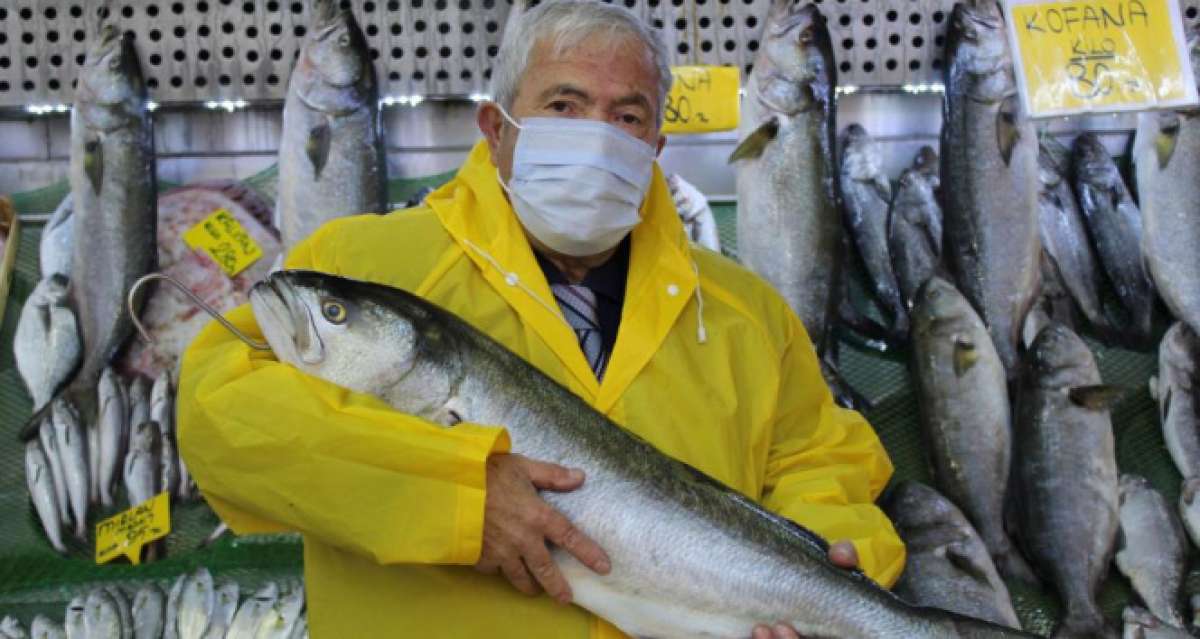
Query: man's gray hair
[[490, 0, 673, 127]]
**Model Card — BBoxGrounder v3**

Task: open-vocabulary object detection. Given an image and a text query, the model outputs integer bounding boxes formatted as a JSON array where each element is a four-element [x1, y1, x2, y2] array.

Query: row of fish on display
[[730, 0, 1200, 636], [0, 569, 307, 639], [22, 366, 196, 556]]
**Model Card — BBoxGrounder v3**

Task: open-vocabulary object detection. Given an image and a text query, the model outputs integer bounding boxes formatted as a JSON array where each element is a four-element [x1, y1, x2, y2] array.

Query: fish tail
[[994, 547, 1039, 587]]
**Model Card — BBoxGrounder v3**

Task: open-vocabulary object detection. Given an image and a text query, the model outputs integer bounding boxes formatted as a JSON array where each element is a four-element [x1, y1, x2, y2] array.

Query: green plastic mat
[[1, 170, 1192, 636]]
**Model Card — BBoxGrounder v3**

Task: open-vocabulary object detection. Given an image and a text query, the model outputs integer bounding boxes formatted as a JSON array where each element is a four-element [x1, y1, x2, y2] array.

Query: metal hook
[[127, 273, 272, 351]]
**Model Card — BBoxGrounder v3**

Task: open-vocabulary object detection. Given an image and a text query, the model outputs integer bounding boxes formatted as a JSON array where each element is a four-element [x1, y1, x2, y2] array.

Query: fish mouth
[[250, 274, 324, 365], [770, 3, 818, 37]]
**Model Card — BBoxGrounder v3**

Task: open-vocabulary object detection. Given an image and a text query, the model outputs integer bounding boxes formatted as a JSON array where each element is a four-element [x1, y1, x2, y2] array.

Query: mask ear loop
[[127, 272, 272, 351]]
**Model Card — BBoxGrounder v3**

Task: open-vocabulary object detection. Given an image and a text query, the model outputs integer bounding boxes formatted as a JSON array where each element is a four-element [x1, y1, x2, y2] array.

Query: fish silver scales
[[131, 585, 165, 639], [910, 277, 1035, 585], [248, 269, 1035, 639], [1037, 136, 1108, 332], [25, 440, 67, 554], [1012, 323, 1119, 639], [98, 367, 128, 508], [840, 124, 907, 335], [52, 398, 90, 541], [889, 146, 943, 313], [40, 193, 74, 279], [1116, 475, 1187, 629], [1152, 323, 1200, 480], [884, 482, 1020, 629], [1134, 26, 1200, 338], [941, 0, 1040, 377], [732, 1, 841, 352], [1071, 133, 1154, 340], [15, 275, 81, 412], [67, 24, 157, 399], [276, 0, 386, 249]]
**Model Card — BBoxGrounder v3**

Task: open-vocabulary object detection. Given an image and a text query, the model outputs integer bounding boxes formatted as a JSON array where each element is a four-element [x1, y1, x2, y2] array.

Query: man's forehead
[[520, 34, 658, 103]]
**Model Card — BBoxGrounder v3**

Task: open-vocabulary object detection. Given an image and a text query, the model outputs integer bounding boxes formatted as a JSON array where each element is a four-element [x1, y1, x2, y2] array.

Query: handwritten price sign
[[662, 65, 740, 135], [95, 492, 170, 565], [183, 208, 264, 277], [1006, 0, 1198, 117]]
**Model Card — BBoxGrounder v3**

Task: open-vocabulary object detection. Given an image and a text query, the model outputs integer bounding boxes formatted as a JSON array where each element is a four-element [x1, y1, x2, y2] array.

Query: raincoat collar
[[427, 140, 698, 412]]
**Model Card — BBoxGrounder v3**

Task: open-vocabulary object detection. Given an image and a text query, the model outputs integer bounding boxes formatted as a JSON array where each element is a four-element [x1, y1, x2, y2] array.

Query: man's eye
[[548, 101, 572, 113], [620, 113, 643, 125]]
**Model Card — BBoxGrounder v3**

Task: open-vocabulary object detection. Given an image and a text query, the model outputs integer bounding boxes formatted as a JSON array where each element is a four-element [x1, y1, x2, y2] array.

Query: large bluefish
[[247, 269, 1036, 638]]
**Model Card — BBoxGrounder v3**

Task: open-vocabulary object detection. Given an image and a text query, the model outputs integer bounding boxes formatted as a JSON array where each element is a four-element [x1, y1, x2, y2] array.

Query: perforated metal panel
[[2, 1, 1200, 108]]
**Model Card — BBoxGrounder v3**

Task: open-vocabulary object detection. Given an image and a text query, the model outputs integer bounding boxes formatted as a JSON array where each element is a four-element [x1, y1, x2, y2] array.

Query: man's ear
[[477, 102, 505, 161], [655, 134, 667, 157]]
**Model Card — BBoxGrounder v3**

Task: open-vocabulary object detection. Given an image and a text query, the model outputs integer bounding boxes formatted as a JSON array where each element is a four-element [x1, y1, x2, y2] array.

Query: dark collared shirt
[[533, 236, 630, 359]]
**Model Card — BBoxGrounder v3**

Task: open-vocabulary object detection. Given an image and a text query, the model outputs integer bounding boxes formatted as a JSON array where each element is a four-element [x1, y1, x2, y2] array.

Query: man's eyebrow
[[536, 84, 593, 104], [611, 92, 652, 112]]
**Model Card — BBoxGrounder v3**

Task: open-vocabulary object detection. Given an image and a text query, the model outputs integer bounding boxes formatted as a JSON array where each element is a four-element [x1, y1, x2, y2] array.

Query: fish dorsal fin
[[728, 118, 780, 163], [943, 539, 991, 584], [1156, 113, 1182, 169], [1068, 384, 1123, 410], [306, 123, 332, 180], [83, 136, 104, 196], [996, 96, 1021, 166], [953, 337, 978, 376]]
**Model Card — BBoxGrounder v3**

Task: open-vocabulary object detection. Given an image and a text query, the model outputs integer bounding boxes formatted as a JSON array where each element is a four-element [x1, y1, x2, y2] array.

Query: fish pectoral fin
[[728, 118, 780, 163], [943, 540, 992, 585], [83, 136, 104, 195], [953, 338, 978, 376], [1068, 384, 1124, 410], [1156, 113, 1182, 169], [996, 97, 1022, 166], [306, 123, 332, 180]]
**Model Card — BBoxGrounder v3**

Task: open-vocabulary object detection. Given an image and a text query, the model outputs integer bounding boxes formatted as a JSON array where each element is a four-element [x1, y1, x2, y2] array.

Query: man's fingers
[[500, 557, 539, 596], [521, 457, 585, 492], [828, 541, 859, 569], [752, 626, 773, 639], [773, 623, 801, 639], [543, 507, 611, 575], [522, 540, 573, 603]]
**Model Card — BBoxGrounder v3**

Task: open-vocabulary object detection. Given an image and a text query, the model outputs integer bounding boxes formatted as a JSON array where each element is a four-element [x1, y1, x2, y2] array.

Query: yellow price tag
[[95, 492, 171, 565], [662, 65, 740, 134], [183, 208, 264, 277], [1006, 0, 1199, 117]]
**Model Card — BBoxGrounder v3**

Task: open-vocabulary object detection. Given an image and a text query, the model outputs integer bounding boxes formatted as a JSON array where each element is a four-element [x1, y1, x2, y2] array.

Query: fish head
[[77, 24, 146, 119], [945, 1, 1011, 99], [252, 271, 461, 408], [912, 277, 974, 338], [293, 3, 374, 114], [760, 2, 833, 89], [884, 482, 959, 529], [1161, 323, 1199, 388], [1037, 135, 1070, 185], [1026, 323, 1094, 387], [913, 146, 939, 175], [1118, 474, 1152, 507], [1071, 133, 1118, 186]]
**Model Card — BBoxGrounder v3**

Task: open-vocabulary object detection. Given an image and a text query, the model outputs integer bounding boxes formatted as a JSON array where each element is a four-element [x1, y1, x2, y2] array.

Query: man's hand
[[474, 454, 612, 603], [751, 542, 859, 639]]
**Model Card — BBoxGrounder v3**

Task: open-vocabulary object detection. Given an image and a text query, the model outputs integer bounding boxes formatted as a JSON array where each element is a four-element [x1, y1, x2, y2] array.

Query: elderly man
[[178, 1, 904, 637]]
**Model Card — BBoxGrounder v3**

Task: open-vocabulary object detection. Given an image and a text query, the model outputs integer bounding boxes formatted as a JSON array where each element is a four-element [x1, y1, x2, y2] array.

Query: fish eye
[[339, 33, 351, 47], [798, 27, 814, 43], [321, 299, 348, 324], [108, 57, 121, 71]]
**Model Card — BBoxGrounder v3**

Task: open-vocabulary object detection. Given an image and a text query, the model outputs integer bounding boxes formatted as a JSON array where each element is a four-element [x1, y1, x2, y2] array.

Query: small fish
[[14, 275, 81, 411], [888, 146, 943, 313], [128, 377, 151, 435], [260, 585, 305, 639], [286, 615, 307, 639], [131, 585, 165, 639], [177, 568, 215, 639], [1, 616, 28, 639], [87, 415, 100, 507], [105, 586, 134, 639], [39, 416, 71, 526], [226, 582, 279, 639], [163, 573, 187, 639], [30, 615, 65, 639], [53, 398, 90, 541], [98, 367, 128, 508], [1116, 475, 1186, 628], [123, 422, 160, 508], [25, 440, 67, 554], [83, 588, 123, 639], [1154, 323, 1200, 480], [201, 582, 239, 639], [151, 372, 179, 498], [63, 595, 86, 639]]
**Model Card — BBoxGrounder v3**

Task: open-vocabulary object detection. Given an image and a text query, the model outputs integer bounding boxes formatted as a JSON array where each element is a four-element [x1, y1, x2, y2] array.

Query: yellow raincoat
[[178, 140, 904, 638]]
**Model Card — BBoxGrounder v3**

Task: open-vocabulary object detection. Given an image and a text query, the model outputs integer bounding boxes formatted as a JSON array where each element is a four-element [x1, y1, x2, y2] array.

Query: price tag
[[662, 65, 740, 135], [95, 492, 171, 565], [183, 208, 263, 277], [1006, 0, 1199, 117]]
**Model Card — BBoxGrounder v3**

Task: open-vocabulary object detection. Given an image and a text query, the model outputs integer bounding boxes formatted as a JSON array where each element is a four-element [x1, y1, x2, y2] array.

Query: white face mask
[[496, 105, 657, 257]]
